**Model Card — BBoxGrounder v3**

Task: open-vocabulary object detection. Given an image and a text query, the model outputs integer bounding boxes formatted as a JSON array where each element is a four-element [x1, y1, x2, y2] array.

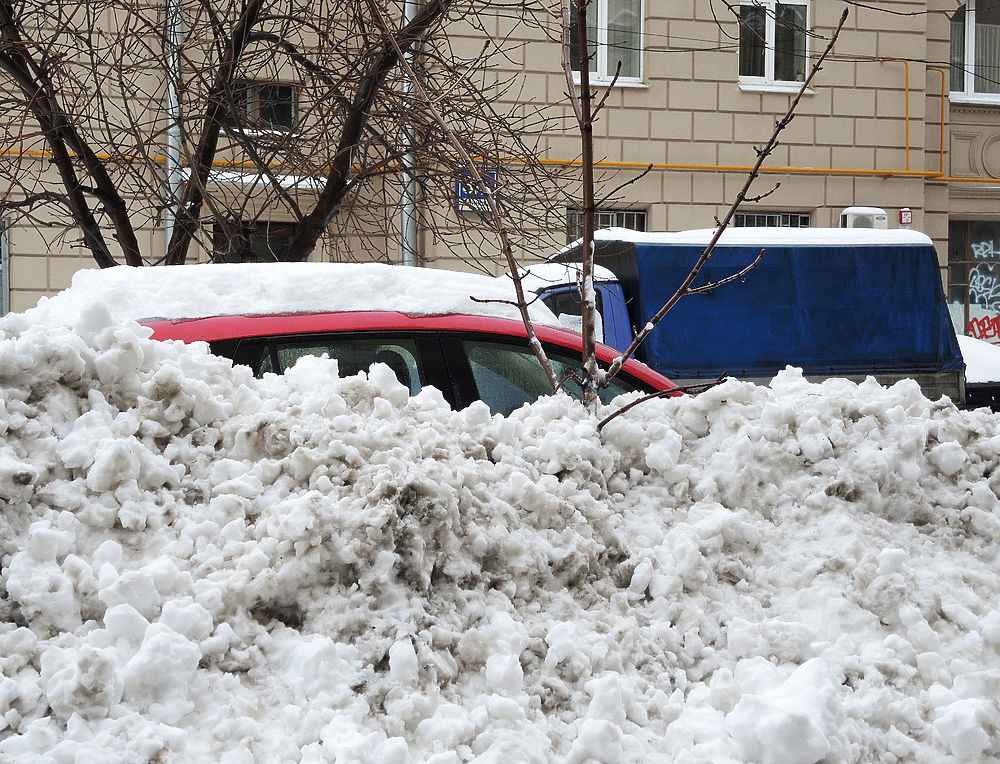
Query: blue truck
[[535, 227, 966, 404]]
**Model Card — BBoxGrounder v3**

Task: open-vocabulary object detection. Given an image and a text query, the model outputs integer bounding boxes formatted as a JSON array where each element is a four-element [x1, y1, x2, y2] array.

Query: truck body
[[541, 227, 966, 404]]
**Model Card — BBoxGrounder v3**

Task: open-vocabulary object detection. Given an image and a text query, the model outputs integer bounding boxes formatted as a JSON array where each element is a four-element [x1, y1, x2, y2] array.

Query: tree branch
[[562, 0, 599, 404], [596, 375, 726, 433], [0, 2, 137, 267], [165, 0, 266, 265], [283, 0, 453, 263], [603, 7, 850, 385], [361, 0, 559, 392]]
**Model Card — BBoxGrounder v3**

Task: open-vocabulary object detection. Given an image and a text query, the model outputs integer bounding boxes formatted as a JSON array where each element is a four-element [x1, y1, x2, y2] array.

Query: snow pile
[[2, 312, 1000, 763], [958, 334, 1000, 383], [22, 262, 559, 327]]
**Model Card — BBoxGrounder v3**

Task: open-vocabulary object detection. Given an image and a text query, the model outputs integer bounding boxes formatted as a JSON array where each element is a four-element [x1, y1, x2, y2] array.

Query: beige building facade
[[3, 1, 1000, 343]]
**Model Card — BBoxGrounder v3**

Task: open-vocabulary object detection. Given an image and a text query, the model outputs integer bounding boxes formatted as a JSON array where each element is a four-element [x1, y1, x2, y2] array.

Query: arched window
[[951, 1, 1000, 101]]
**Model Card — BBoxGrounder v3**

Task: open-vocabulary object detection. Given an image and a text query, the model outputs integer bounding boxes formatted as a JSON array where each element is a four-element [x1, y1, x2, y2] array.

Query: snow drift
[[1, 308, 999, 763]]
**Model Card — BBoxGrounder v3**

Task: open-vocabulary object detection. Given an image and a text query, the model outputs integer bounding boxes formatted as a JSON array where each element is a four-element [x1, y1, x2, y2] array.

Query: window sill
[[246, 128, 294, 137], [949, 92, 1000, 107], [224, 126, 295, 138], [572, 73, 648, 89], [738, 79, 813, 95]]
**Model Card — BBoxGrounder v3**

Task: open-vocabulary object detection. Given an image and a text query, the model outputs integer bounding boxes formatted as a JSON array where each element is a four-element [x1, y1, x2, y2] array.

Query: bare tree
[[561, 2, 849, 413], [0, 0, 572, 270]]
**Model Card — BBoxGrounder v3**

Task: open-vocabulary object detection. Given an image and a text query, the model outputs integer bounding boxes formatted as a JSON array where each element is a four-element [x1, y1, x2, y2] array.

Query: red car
[[145, 311, 674, 415]]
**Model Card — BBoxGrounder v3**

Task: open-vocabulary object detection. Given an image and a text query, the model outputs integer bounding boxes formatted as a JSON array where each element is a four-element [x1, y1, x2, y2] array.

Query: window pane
[[259, 84, 295, 129], [550, 353, 637, 405], [947, 220, 1000, 340], [976, 1, 1000, 94], [540, 289, 604, 319], [231, 80, 254, 124], [734, 211, 809, 227], [608, 0, 641, 79], [774, 3, 806, 82], [952, 6, 967, 91], [273, 338, 423, 394], [464, 342, 554, 415], [214, 220, 295, 263], [739, 5, 766, 77], [463, 341, 638, 415], [569, 1, 599, 73], [566, 208, 648, 242], [251, 222, 295, 262]]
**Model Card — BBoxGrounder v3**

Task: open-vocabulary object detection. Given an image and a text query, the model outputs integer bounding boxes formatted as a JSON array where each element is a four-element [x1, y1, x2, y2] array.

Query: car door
[[213, 331, 457, 407], [440, 334, 651, 415]]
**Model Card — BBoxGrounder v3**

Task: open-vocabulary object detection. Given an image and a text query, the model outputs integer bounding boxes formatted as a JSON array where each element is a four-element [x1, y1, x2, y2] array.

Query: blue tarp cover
[[631, 242, 965, 378]]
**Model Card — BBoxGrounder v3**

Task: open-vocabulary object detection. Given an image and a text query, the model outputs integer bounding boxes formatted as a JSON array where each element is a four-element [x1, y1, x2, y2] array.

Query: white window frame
[[572, 0, 645, 87], [566, 207, 647, 242], [737, 0, 810, 94], [950, 0, 1000, 106], [733, 210, 810, 228]]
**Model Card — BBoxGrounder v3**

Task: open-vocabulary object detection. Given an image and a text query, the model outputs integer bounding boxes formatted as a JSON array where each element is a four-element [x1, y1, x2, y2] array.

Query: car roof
[[144, 310, 673, 390]]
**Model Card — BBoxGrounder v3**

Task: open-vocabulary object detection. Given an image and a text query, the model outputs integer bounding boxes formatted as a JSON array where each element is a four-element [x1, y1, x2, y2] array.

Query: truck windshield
[[541, 288, 603, 320]]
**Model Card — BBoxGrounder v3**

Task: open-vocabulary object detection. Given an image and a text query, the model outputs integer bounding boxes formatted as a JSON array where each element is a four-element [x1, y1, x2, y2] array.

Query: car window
[[462, 340, 638, 416], [231, 336, 424, 395]]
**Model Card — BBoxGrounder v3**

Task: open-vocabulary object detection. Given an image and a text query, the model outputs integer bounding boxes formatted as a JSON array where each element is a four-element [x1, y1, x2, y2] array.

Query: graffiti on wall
[[961, 240, 1000, 342], [971, 240, 998, 260], [967, 314, 1000, 340], [967, 241, 1000, 316], [968, 264, 1000, 310]]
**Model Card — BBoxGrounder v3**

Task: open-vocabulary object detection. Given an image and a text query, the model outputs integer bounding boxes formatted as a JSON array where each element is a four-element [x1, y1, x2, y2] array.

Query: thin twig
[[596, 374, 727, 433], [687, 248, 764, 295], [364, 0, 559, 391], [604, 7, 849, 385]]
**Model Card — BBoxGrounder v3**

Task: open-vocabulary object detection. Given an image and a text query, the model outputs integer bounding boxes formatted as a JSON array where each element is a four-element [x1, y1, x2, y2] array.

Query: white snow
[[958, 334, 1000, 383], [564, 226, 934, 249], [1, 309, 1000, 762], [20, 262, 559, 328]]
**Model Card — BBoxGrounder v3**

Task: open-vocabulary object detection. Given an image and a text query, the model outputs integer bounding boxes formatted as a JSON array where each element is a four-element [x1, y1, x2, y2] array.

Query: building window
[[231, 81, 298, 131], [213, 220, 297, 263], [733, 211, 810, 228], [566, 208, 647, 243], [570, 0, 643, 83], [951, 2, 1000, 101], [738, 0, 808, 90], [948, 220, 1000, 341]]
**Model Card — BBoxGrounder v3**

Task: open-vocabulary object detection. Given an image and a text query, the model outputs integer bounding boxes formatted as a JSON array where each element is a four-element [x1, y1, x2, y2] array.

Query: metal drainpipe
[[400, 0, 419, 267], [164, 0, 184, 259]]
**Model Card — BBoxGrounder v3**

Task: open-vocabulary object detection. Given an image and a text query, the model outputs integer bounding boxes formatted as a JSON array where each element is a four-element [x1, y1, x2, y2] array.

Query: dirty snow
[[1, 309, 1000, 763], [21, 262, 559, 327]]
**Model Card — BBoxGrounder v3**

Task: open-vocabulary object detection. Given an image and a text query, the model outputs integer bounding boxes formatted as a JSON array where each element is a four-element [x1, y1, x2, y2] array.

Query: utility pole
[[400, 0, 419, 267], [164, 0, 184, 259]]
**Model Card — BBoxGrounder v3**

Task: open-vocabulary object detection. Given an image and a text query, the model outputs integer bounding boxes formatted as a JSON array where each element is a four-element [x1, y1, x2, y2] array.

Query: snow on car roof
[[21, 262, 560, 328], [562, 226, 934, 249], [958, 334, 1000, 383]]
